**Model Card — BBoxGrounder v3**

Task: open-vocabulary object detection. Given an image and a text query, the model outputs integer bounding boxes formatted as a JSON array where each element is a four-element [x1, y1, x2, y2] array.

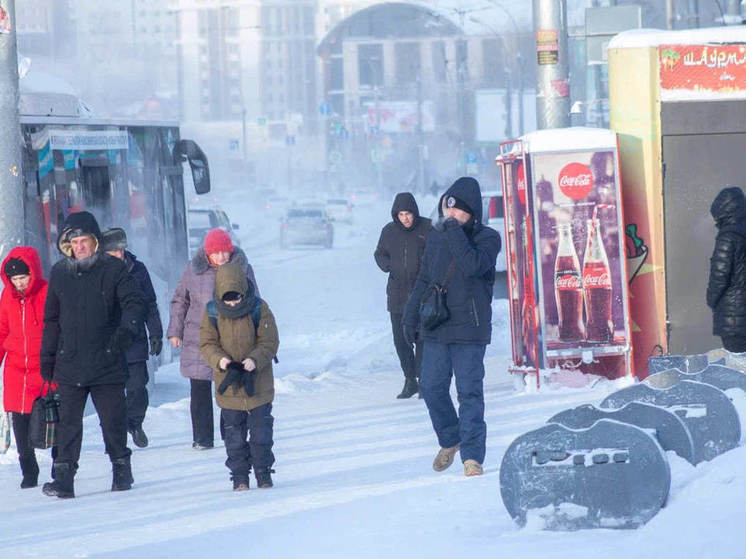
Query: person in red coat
[[0, 246, 51, 488]]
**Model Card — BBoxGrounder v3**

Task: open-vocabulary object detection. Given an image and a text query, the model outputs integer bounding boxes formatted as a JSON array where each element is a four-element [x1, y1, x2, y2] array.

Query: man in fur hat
[[102, 227, 163, 449]]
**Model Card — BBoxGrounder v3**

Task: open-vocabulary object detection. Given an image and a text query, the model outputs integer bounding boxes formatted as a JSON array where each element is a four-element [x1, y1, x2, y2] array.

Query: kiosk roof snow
[[609, 26, 746, 49], [521, 127, 617, 153]]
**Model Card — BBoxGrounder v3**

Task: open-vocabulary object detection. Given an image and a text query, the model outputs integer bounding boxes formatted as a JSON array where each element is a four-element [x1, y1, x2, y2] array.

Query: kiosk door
[[661, 100, 746, 354]]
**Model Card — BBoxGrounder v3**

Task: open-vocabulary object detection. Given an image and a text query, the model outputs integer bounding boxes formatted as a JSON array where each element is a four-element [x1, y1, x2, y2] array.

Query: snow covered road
[[2, 197, 745, 558]]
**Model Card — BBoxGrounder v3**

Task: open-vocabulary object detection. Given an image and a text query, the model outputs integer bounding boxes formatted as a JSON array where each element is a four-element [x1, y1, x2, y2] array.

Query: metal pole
[[688, 0, 700, 28], [726, 0, 742, 23], [666, 0, 675, 29], [518, 52, 524, 136], [532, 0, 570, 129], [0, 0, 25, 254], [504, 68, 513, 138], [416, 72, 425, 194]]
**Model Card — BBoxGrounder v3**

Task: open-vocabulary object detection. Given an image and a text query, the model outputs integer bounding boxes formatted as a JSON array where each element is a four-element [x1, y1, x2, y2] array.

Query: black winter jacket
[[402, 178, 501, 344], [374, 193, 432, 314], [707, 187, 746, 339], [124, 251, 163, 363], [41, 212, 145, 386]]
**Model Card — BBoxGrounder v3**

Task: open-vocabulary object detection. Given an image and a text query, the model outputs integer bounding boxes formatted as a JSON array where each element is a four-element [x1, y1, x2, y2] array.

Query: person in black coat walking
[[375, 192, 432, 398], [707, 187, 746, 353], [102, 228, 163, 448], [40, 211, 145, 498], [403, 177, 500, 477]]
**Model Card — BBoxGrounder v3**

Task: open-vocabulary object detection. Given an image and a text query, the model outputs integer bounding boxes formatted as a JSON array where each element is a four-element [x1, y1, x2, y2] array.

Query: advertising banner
[[530, 150, 628, 358], [659, 44, 746, 100], [499, 145, 539, 372], [48, 129, 129, 151]]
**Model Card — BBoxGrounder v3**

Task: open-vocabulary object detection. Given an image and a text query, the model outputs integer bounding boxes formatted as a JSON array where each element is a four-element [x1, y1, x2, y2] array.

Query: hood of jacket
[[712, 187, 746, 229], [214, 261, 250, 300], [438, 177, 483, 225], [390, 192, 420, 227], [57, 210, 102, 257], [192, 245, 249, 275], [1, 246, 47, 298]]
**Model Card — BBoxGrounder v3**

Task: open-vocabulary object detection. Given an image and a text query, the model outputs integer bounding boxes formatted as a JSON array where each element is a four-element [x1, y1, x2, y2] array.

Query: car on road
[[280, 206, 334, 249], [325, 198, 353, 223], [349, 189, 378, 205], [188, 206, 241, 256]]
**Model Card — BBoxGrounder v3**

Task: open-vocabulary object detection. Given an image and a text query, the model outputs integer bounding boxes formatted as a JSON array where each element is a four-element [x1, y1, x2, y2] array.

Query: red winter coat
[[0, 246, 50, 414]]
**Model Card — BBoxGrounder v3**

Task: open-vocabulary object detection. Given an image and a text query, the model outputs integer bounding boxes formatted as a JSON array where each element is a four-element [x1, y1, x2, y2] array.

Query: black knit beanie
[[4, 258, 29, 278]]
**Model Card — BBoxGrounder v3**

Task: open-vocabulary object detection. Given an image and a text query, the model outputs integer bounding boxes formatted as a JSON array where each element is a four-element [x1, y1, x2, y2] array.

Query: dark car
[[280, 206, 334, 249]]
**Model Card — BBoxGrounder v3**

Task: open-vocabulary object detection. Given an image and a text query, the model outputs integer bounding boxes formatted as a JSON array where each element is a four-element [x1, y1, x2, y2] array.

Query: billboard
[[530, 150, 629, 361]]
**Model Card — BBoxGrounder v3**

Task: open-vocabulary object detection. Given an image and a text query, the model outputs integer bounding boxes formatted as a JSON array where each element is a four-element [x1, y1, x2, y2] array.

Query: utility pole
[[533, 0, 570, 129], [0, 0, 25, 254], [688, 0, 700, 28], [416, 71, 425, 194], [726, 0, 743, 23], [666, 0, 675, 29]]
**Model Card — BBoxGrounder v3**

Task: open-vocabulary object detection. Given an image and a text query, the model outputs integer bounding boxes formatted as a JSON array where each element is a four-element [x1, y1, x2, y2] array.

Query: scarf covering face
[[213, 261, 255, 319]]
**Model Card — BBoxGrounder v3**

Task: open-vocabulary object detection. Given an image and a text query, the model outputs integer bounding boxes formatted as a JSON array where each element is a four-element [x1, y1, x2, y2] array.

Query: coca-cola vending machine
[[496, 128, 633, 387]]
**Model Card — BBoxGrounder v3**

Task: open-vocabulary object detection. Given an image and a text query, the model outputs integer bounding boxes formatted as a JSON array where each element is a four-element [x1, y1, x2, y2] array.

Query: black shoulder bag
[[29, 383, 60, 449], [419, 260, 456, 331]]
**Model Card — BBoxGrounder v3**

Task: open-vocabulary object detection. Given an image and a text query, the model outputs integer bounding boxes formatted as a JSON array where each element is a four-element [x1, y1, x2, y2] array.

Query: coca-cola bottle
[[583, 218, 613, 342], [554, 223, 585, 342]]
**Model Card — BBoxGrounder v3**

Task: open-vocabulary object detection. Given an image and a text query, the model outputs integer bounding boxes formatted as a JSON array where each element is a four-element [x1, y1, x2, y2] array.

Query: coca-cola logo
[[583, 269, 611, 289], [556, 273, 581, 290], [558, 162, 594, 200], [517, 162, 526, 206]]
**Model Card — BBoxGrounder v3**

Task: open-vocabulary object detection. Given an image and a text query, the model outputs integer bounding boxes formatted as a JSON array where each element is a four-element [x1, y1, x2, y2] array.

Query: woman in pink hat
[[167, 229, 259, 449]]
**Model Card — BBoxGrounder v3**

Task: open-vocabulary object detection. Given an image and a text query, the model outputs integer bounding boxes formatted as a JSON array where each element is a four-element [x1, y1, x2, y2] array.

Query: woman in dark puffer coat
[[707, 186, 746, 353]]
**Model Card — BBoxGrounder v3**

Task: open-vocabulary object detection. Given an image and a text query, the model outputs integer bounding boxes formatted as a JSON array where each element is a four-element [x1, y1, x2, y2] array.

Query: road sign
[[466, 151, 479, 164], [229, 139, 239, 151], [257, 116, 268, 126], [286, 135, 296, 146], [319, 102, 332, 116]]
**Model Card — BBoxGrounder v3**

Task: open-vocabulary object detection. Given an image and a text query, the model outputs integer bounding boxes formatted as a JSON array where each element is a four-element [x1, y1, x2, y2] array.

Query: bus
[[19, 91, 210, 290]]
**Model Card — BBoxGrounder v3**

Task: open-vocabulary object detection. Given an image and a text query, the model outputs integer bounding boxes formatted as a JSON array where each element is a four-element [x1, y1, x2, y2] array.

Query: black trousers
[[722, 336, 746, 353], [125, 361, 149, 430], [11, 412, 57, 475], [222, 404, 274, 478], [11, 412, 36, 462], [55, 383, 131, 466], [390, 312, 423, 380], [190, 378, 214, 445]]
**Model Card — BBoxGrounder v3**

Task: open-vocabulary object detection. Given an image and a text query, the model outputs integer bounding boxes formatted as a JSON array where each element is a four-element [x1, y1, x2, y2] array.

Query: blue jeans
[[420, 341, 486, 464]]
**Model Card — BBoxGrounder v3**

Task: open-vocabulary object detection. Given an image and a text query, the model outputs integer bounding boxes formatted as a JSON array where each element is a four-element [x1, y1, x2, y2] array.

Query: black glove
[[243, 370, 255, 398], [403, 324, 417, 346], [149, 336, 163, 356], [41, 360, 55, 382], [108, 327, 134, 354], [217, 361, 245, 395]]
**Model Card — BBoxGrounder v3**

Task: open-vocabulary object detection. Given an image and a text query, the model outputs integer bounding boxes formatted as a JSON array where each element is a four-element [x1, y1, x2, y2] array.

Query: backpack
[[206, 297, 279, 364]]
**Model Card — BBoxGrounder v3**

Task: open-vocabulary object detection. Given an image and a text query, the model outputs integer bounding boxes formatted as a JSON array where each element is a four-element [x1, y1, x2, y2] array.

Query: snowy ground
[[1, 195, 744, 558]]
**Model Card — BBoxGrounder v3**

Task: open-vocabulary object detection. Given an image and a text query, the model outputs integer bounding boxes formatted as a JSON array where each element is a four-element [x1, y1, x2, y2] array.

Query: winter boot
[[396, 378, 419, 399], [19, 454, 40, 489], [463, 459, 483, 477], [432, 444, 459, 472], [129, 426, 149, 448], [111, 456, 134, 491], [255, 467, 275, 489], [42, 462, 75, 499], [231, 472, 250, 491]]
